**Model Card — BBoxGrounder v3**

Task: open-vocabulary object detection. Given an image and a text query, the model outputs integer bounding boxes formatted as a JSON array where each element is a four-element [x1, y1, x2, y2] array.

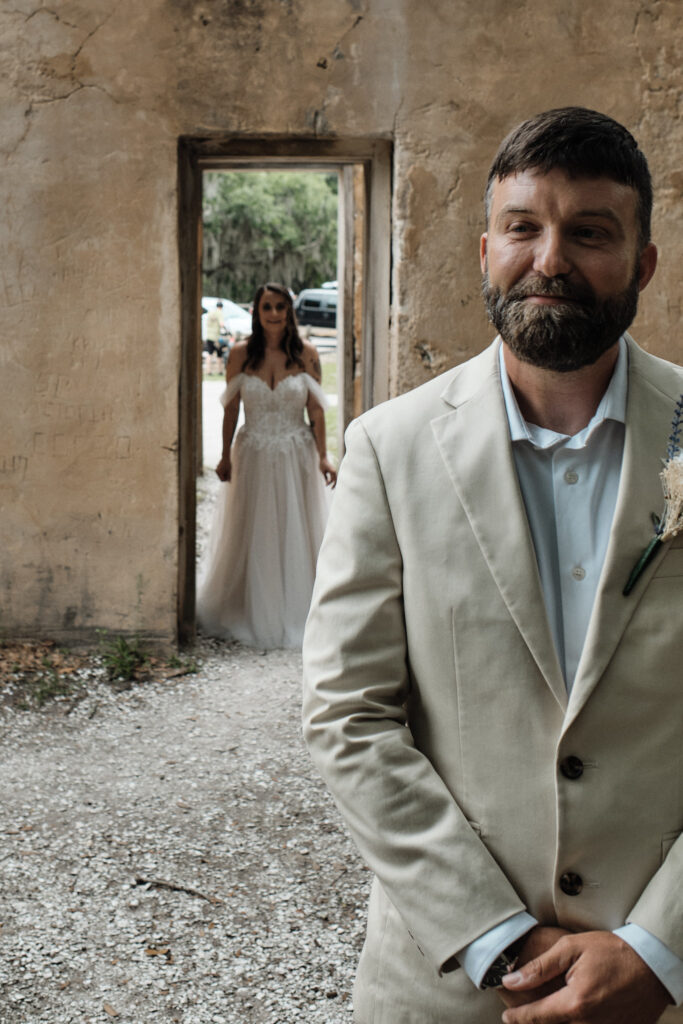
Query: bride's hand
[[216, 455, 232, 482], [320, 455, 337, 488]]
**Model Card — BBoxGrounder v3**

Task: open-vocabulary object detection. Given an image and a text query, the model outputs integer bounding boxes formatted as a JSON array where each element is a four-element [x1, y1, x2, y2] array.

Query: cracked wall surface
[[1, 0, 681, 644]]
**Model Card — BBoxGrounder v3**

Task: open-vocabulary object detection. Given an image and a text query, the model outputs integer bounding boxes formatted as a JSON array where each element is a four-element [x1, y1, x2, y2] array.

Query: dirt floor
[[0, 637, 370, 1023]]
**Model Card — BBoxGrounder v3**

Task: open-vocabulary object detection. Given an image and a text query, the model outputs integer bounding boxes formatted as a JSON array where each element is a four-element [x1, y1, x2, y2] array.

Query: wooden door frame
[[176, 136, 392, 644]]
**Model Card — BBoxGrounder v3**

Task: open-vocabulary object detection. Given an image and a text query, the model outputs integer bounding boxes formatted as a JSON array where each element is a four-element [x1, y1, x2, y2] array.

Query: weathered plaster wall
[[389, 0, 683, 387], [1, 0, 681, 644]]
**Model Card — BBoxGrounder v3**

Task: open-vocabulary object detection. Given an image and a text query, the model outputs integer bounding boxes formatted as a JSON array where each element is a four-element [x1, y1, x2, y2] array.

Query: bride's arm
[[303, 343, 337, 487], [216, 344, 247, 482]]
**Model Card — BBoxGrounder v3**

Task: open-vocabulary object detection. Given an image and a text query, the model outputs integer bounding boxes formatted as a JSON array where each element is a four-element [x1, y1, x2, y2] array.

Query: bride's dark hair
[[243, 282, 305, 371]]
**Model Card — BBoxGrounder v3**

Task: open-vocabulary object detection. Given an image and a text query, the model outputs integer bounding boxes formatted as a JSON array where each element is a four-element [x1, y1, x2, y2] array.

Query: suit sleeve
[[302, 418, 526, 973], [627, 831, 683, 963]]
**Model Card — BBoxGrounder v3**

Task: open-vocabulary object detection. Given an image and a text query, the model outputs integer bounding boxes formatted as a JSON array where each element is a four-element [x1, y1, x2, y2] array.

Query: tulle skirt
[[196, 429, 330, 649]]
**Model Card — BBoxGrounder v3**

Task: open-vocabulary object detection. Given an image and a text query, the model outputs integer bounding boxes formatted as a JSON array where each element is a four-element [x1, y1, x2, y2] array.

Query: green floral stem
[[623, 535, 663, 596]]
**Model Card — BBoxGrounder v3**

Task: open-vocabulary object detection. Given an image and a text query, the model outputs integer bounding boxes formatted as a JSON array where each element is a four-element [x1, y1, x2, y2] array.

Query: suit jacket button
[[560, 755, 584, 779], [559, 872, 583, 896]]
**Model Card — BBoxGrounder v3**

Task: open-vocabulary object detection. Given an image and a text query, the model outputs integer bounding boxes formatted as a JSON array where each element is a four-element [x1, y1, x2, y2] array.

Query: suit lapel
[[431, 342, 567, 710], [564, 339, 677, 725]]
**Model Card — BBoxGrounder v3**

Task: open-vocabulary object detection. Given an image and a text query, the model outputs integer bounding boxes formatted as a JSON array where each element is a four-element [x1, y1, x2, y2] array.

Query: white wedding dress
[[196, 372, 332, 649]]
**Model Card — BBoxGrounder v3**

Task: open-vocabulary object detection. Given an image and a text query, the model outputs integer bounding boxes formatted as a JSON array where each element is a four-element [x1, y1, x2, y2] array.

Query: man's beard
[[481, 269, 640, 372]]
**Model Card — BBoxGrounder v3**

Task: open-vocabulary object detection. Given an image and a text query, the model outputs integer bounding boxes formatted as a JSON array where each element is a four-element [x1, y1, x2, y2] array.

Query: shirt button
[[571, 566, 586, 581], [559, 872, 583, 896], [560, 755, 584, 780], [564, 470, 579, 484]]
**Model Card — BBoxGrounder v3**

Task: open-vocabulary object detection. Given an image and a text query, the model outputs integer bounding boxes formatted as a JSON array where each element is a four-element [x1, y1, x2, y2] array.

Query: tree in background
[[203, 171, 338, 302]]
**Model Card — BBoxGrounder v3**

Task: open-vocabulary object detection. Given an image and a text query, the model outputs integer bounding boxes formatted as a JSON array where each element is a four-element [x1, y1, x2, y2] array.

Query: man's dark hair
[[485, 107, 653, 249]]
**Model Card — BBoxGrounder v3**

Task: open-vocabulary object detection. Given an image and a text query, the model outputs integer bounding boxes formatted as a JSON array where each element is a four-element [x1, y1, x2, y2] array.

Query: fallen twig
[[63, 694, 86, 716], [162, 667, 195, 680], [134, 875, 223, 905]]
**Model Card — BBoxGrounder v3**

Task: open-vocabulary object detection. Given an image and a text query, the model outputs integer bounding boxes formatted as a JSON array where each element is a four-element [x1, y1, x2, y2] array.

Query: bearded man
[[303, 108, 683, 1023]]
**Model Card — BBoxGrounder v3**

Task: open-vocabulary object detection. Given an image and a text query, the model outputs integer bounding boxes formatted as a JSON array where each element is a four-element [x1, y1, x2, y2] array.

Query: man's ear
[[480, 234, 488, 274], [637, 242, 657, 292]]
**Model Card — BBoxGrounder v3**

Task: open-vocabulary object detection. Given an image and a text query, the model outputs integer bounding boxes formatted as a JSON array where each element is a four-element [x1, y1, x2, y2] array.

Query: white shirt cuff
[[614, 924, 683, 1006], [458, 911, 537, 989]]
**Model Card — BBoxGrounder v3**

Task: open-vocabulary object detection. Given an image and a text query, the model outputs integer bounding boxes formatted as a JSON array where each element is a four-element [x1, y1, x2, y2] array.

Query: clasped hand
[[498, 927, 671, 1024]]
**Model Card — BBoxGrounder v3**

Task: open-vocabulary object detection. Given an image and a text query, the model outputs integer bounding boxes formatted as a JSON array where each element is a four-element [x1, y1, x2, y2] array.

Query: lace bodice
[[220, 372, 327, 453]]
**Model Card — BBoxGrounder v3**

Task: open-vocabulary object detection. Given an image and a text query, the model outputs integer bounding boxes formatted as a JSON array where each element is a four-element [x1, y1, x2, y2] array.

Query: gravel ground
[[0, 472, 370, 1024]]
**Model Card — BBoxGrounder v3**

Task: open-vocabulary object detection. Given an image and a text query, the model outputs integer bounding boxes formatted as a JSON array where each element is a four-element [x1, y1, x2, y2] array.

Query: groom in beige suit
[[302, 108, 683, 1023]]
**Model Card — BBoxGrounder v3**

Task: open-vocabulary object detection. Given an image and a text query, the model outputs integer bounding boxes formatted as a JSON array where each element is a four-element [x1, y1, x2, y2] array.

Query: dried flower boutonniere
[[623, 394, 683, 595]]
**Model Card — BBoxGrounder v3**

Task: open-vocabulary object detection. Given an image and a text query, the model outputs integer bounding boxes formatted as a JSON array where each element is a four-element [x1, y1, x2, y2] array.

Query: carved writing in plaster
[[70, 335, 101, 368], [0, 455, 28, 483], [39, 402, 114, 424], [71, 336, 98, 356], [35, 374, 75, 400], [33, 433, 132, 459]]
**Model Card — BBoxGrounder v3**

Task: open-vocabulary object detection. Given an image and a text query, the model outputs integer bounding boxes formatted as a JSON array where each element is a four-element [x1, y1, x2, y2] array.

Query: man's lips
[[522, 294, 578, 305]]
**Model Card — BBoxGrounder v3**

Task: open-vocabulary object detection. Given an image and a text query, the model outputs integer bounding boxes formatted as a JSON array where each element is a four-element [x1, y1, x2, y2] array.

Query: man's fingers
[[498, 987, 545, 1009], [501, 989, 570, 1024], [504, 932, 672, 1024], [503, 941, 574, 991], [499, 977, 567, 1008]]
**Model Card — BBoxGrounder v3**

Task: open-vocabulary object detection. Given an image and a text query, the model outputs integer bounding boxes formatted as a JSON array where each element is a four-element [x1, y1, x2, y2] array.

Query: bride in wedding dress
[[196, 282, 337, 649]]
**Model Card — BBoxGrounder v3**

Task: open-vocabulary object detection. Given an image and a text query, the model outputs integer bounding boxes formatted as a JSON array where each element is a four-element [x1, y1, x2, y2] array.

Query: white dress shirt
[[458, 339, 683, 1004], [500, 338, 626, 690]]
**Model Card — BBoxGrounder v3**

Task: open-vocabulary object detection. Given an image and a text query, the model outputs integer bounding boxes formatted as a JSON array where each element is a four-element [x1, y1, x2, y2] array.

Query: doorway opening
[[200, 168, 341, 472], [177, 138, 392, 643]]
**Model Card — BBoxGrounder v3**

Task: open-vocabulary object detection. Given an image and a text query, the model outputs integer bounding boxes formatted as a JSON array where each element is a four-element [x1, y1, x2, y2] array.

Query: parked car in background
[[294, 287, 337, 328], [201, 297, 253, 343]]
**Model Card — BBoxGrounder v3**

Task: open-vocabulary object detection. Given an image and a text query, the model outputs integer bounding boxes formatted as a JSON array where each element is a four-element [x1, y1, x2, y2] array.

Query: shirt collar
[[498, 337, 628, 451]]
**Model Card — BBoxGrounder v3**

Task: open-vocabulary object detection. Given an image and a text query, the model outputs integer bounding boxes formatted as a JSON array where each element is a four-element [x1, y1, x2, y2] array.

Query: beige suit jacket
[[302, 337, 683, 1023]]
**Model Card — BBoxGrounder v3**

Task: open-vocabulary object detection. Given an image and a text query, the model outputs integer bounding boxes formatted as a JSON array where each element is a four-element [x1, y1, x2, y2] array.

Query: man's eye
[[508, 223, 532, 234], [575, 227, 602, 239]]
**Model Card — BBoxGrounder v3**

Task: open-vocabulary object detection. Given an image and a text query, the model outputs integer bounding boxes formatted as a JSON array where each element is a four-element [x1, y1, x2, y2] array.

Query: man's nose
[[533, 229, 572, 278]]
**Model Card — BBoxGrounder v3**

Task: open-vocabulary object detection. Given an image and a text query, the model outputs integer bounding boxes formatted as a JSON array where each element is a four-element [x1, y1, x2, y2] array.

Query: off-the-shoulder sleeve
[[304, 372, 329, 410], [219, 374, 243, 408]]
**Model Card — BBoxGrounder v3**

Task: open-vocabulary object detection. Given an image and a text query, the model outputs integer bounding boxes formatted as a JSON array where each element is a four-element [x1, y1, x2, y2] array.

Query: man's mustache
[[505, 276, 595, 306]]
